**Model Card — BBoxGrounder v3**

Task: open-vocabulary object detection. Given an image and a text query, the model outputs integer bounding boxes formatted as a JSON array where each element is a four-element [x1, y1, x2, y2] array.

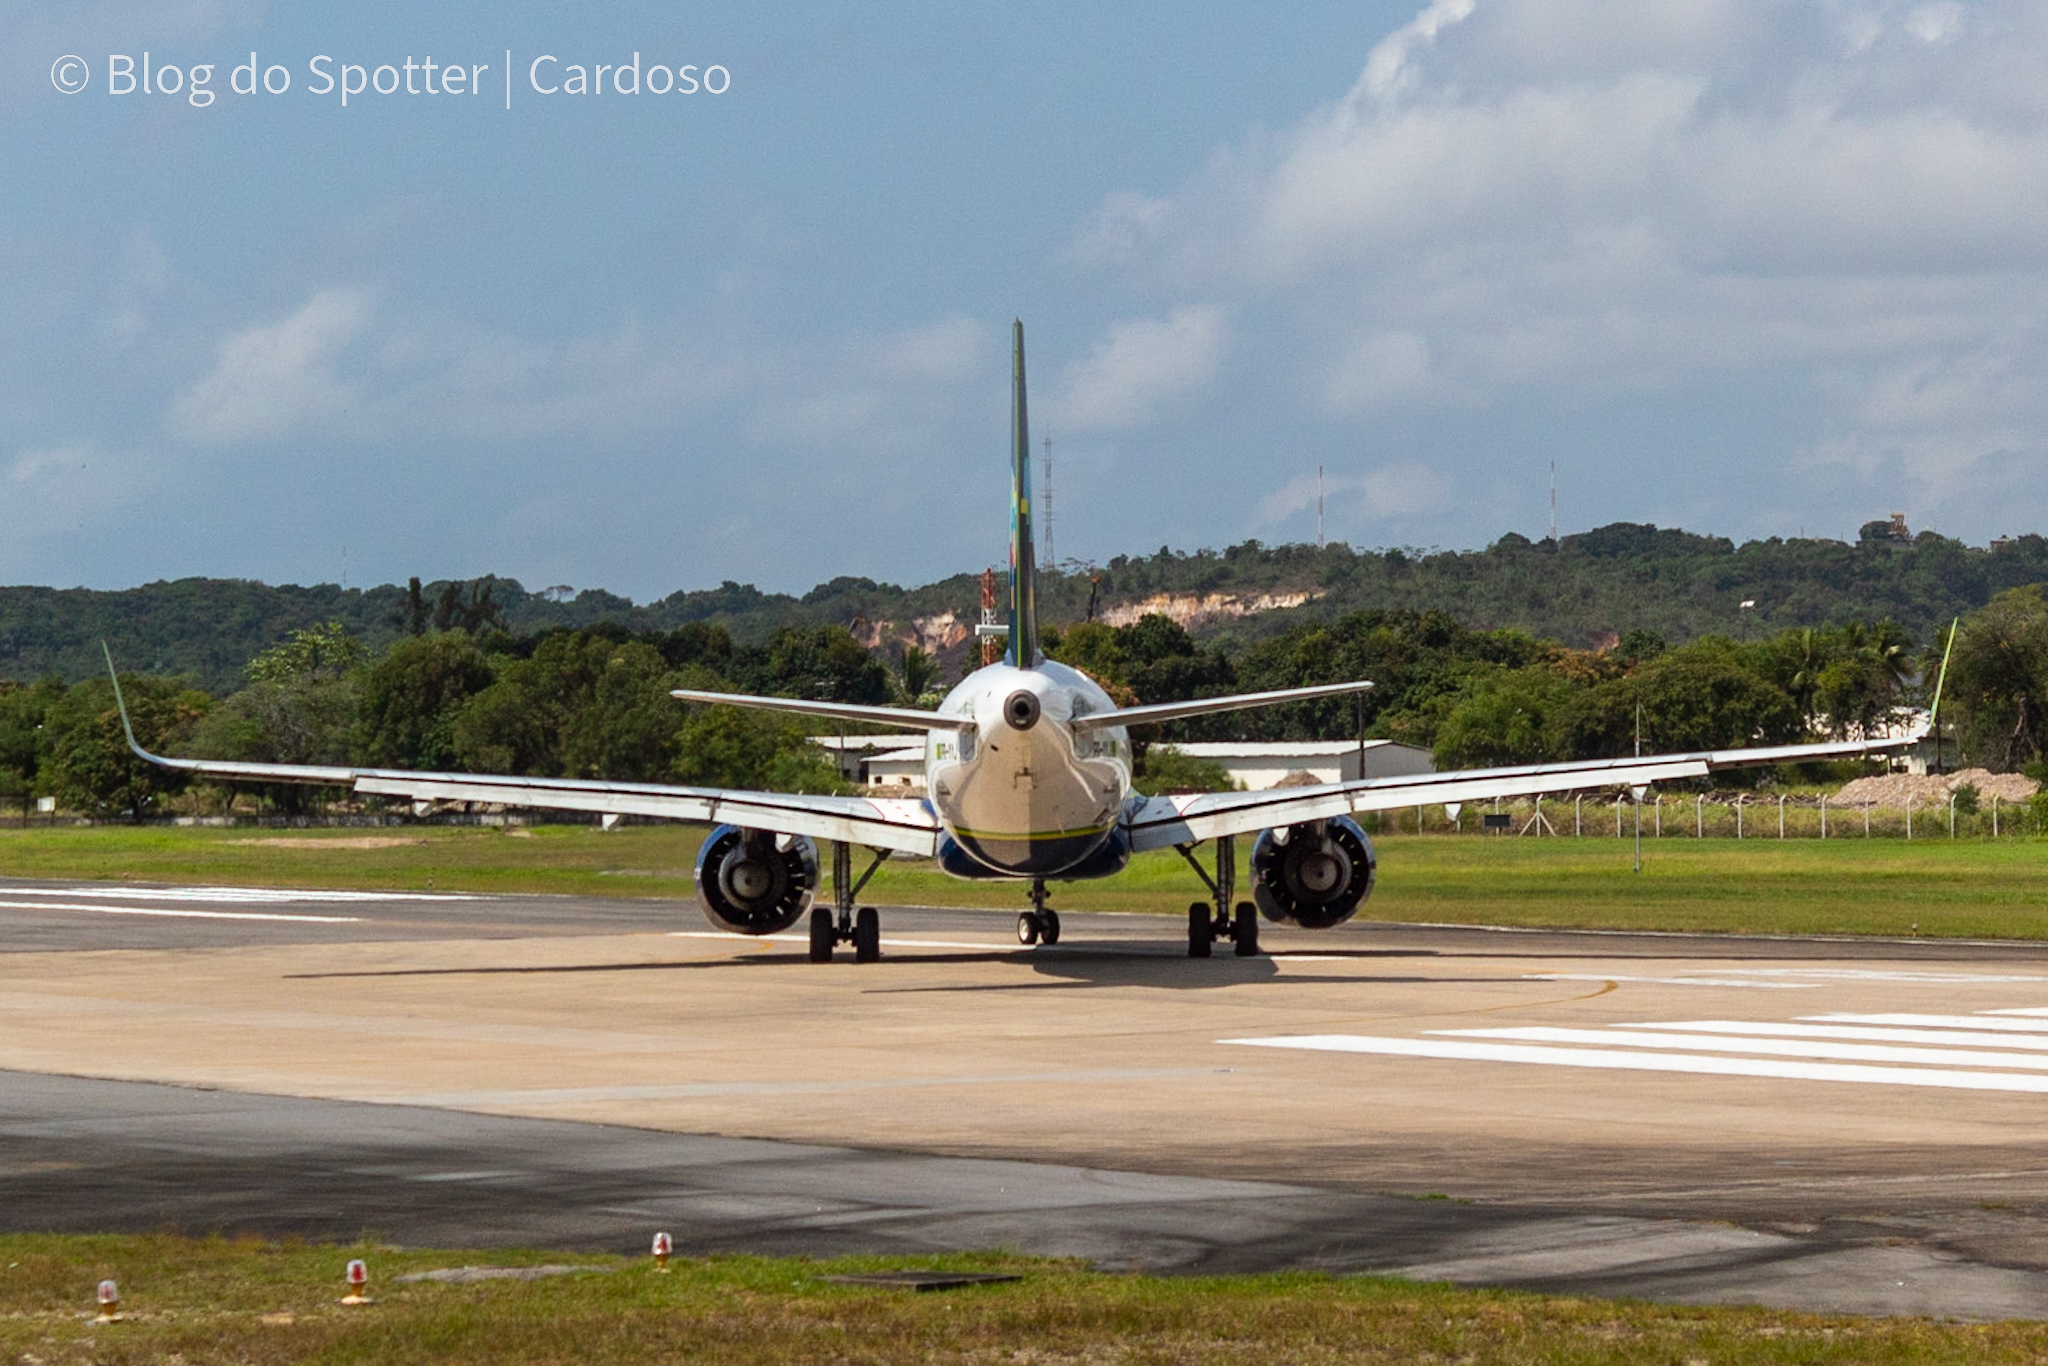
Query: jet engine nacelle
[[693, 823, 819, 935], [1249, 816, 1376, 929]]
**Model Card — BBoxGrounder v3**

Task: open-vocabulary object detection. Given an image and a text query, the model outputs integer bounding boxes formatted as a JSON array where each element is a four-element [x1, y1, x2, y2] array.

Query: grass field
[[1, 822, 2045, 941], [1, 1234, 2039, 1365]]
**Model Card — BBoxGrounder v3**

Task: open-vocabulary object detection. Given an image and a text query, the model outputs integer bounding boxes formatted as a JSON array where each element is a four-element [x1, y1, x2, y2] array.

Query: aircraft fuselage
[[925, 660, 1133, 878]]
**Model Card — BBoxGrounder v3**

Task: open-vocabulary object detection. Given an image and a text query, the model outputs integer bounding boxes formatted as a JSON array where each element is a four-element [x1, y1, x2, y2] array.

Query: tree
[[745, 626, 891, 704], [1944, 587, 2048, 771], [187, 624, 365, 812], [671, 705, 848, 793], [42, 675, 211, 819], [895, 645, 939, 707], [0, 677, 63, 821], [1431, 667, 1575, 768], [354, 633, 496, 769], [1136, 745, 1237, 794]]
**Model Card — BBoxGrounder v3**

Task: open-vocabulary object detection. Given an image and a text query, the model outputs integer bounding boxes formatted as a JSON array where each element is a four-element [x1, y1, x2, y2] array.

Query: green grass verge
[[3, 823, 2047, 941], [0, 1234, 2037, 1365]]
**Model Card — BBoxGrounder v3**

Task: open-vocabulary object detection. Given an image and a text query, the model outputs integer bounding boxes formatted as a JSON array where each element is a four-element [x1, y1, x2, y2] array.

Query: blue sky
[[8, 1, 2048, 598]]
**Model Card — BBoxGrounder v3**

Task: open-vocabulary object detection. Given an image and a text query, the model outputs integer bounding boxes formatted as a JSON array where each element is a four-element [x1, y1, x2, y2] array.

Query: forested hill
[[9, 521, 2048, 691]]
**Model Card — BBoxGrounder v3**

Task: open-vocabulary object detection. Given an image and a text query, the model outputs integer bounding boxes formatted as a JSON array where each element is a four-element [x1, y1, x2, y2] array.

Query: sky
[[7, 0, 2048, 600]]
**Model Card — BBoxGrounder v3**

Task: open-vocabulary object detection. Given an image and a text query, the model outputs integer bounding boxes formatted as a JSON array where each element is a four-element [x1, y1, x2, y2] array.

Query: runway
[[6, 876, 2048, 1318]]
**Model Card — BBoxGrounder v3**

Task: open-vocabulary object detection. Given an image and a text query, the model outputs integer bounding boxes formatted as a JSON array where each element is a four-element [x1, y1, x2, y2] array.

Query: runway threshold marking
[[0, 899, 361, 924], [1225, 1008, 2048, 1094]]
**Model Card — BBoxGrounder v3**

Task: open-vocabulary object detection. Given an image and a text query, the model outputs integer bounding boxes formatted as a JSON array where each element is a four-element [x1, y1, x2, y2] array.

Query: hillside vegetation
[[6, 519, 2043, 692]]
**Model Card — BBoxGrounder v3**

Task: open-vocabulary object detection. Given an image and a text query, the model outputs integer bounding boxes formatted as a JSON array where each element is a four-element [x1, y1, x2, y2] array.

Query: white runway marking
[[1225, 1007, 2048, 1094], [1808, 1013, 2048, 1033], [1615, 1020, 2048, 1051], [1222, 1035, 2048, 1093], [0, 899, 362, 924], [1526, 973, 1822, 989], [1444, 1025, 2048, 1071], [0, 885, 470, 904]]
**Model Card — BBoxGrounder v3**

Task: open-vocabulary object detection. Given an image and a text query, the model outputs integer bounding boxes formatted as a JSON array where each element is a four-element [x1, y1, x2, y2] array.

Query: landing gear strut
[[1016, 879, 1061, 946], [810, 841, 891, 963], [1176, 837, 1259, 958]]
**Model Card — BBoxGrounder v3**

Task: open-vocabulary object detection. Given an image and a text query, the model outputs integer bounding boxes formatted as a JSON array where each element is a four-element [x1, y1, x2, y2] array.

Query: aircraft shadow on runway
[[283, 943, 1453, 991]]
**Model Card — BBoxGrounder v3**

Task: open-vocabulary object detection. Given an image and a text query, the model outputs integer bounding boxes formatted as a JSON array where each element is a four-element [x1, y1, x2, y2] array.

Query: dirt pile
[[1834, 768, 2036, 807]]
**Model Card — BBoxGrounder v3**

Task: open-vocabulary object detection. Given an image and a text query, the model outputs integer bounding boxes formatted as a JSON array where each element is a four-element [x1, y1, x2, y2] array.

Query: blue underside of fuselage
[[936, 826, 1131, 881]]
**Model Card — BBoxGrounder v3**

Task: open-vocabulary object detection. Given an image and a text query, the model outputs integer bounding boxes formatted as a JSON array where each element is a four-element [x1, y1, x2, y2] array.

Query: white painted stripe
[[0, 899, 360, 924], [0, 885, 469, 904], [1524, 973, 1820, 990], [1732, 969, 2048, 984], [1614, 1020, 2048, 1051], [1805, 1013, 2048, 1033], [1441, 1025, 2048, 1071], [1988, 1007, 2048, 1017], [1220, 1034, 2048, 1093]]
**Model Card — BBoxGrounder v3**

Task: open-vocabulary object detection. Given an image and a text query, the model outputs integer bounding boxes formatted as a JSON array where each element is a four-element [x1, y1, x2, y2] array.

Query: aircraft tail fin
[[1008, 319, 1039, 666]]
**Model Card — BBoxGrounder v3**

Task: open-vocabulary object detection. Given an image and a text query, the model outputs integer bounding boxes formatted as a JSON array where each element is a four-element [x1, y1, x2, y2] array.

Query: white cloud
[[4, 441, 157, 527], [1061, 0, 2048, 543], [1050, 306, 1227, 431], [1254, 461, 1455, 531], [740, 314, 989, 451], [170, 288, 370, 444]]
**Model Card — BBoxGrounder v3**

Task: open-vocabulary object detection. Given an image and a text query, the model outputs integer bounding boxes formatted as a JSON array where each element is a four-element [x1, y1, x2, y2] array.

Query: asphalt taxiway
[[7, 877, 2048, 1318]]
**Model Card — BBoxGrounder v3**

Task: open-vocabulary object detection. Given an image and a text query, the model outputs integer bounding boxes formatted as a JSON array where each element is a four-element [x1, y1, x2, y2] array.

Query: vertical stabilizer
[[1008, 319, 1039, 666]]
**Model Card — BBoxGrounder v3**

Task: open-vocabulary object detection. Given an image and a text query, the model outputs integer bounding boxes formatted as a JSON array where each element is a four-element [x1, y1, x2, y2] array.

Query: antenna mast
[[1317, 465, 1325, 549], [1549, 460, 1557, 543], [1042, 436, 1053, 570]]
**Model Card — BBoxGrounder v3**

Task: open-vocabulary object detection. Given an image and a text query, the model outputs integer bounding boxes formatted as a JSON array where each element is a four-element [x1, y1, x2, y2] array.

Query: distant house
[[1167, 740, 1435, 791], [813, 735, 928, 788]]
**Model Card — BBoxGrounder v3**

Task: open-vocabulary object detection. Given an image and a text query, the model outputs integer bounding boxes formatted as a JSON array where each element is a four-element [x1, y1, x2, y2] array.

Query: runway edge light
[[94, 1279, 121, 1323], [652, 1231, 673, 1271], [341, 1258, 373, 1305]]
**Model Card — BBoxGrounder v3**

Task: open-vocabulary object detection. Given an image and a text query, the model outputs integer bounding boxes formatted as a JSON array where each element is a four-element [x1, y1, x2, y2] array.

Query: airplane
[[109, 321, 1914, 963]]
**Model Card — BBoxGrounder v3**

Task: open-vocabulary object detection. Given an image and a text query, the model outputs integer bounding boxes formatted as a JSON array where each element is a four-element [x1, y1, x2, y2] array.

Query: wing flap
[[1126, 735, 1908, 850]]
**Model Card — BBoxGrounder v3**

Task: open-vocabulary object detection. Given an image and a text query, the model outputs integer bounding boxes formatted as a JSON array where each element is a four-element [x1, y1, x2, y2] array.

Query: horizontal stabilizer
[[669, 689, 974, 732], [1068, 679, 1374, 732]]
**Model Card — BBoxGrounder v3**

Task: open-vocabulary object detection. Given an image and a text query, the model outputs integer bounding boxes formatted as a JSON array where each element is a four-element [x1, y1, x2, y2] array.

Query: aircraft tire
[[853, 906, 881, 963], [1188, 902, 1213, 959], [808, 907, 835, 963], [1232, 901, 1259, 957], [1041, 909, 1061, 945], [1017, 913, 1039, 945]]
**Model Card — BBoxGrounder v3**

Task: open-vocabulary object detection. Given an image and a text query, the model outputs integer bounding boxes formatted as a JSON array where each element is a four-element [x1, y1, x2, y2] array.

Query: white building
[[811, 734, 928, 794], [1167, 740, 1435, 791]]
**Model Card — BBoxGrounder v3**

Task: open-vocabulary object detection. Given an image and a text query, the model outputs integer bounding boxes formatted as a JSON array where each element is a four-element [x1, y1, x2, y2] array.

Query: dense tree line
[[7, 520, 2048, 692], [4, 580, 2046, 820]]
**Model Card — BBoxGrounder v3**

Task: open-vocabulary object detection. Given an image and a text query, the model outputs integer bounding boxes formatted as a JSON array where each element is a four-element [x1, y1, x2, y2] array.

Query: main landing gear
[[1016, 879, 1062, 946], [1176, 836, 1259, 958], [809, 841, 891, 964]]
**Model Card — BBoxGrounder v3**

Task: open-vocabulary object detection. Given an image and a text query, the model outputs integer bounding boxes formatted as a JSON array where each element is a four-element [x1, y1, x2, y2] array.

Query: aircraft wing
[[1124, 735, 1914, 851], [105, 669, 941, 855]]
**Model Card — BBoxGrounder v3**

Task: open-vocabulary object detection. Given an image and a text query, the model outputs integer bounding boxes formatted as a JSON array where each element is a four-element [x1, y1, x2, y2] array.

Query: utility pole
[[1041, 436, 1053, 570]]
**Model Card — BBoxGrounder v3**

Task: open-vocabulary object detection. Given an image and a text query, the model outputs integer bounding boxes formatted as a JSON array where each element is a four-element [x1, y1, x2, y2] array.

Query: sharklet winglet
[[101, 641, 149, 758]]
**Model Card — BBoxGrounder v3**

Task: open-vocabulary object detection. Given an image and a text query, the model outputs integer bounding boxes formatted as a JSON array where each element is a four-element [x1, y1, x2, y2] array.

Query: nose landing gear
[[1017, 879, 1061, 946]]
